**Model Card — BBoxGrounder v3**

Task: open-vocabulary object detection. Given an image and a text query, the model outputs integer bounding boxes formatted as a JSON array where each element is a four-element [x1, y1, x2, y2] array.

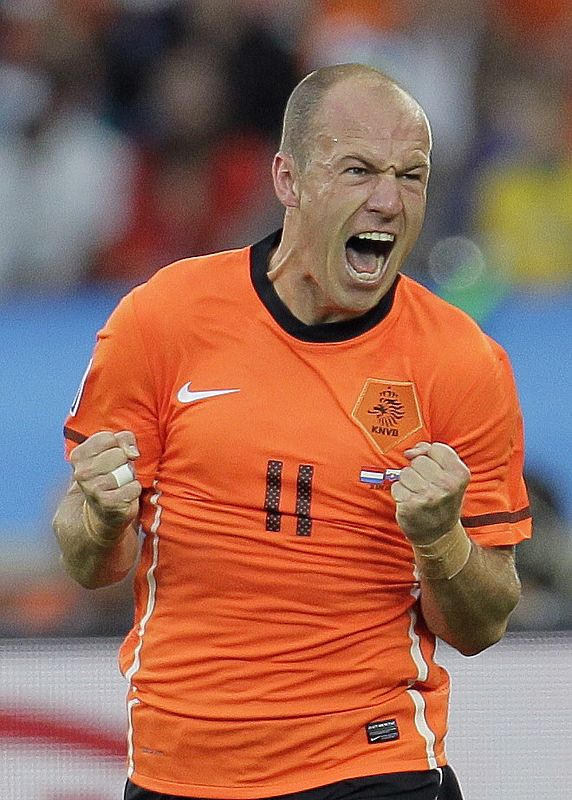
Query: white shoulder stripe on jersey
[[69, 357, 93, 416]]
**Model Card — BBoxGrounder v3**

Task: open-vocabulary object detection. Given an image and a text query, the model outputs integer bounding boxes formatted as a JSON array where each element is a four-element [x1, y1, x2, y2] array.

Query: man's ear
[[272, 152, 300, 208]]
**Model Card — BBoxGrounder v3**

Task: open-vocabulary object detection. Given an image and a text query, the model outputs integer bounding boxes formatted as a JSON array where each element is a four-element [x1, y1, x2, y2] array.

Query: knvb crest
[[351, 379, 423, 455]]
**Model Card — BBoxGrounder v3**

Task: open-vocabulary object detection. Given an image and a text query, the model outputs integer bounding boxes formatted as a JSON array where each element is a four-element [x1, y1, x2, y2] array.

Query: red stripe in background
[[0, 709, 125, 757]]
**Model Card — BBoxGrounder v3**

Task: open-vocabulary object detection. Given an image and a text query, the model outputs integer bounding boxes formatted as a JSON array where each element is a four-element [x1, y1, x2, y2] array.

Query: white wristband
[[412, 524, 472, 580]]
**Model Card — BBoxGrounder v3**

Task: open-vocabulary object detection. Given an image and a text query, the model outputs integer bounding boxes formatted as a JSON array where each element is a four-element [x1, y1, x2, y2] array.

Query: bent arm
[[418, 529, 521, 655], [53, 430, 142, 589], [53, 481, 139, 589], [392, 441, 522, 656]]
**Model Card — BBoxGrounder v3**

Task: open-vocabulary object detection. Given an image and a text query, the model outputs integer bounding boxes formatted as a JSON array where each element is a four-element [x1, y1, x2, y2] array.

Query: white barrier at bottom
[[0, 632, 570, 800]]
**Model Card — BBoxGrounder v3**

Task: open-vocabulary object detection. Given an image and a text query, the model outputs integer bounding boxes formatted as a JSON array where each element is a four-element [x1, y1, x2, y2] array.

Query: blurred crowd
[[1, 0, 572, 636], [1, 0, 571, 295]]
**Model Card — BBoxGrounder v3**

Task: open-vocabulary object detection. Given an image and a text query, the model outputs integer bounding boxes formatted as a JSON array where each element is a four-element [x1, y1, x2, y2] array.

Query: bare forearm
[[53, 485, 139, 589], [418, 531, 521, 656], [391, 442, 522, 656]]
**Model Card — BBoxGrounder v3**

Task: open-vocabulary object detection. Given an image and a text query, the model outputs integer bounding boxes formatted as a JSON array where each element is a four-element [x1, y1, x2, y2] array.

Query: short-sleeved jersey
[[64, 230, 531, 798]]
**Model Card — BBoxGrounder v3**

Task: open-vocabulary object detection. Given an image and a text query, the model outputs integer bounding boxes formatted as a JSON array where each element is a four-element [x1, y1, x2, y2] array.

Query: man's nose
[[365, 173, 403, 218]]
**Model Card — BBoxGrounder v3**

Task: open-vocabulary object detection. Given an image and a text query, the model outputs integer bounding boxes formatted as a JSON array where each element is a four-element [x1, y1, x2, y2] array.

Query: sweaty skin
[[269, 77, 430, 324]]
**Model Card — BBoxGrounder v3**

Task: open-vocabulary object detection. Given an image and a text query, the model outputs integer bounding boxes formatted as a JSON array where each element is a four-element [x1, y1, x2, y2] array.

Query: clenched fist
[[70, 430, 142, 538], [391, 441, 470, 545]]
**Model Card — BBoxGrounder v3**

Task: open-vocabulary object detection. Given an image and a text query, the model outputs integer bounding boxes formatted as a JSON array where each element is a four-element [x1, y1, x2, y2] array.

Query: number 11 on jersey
[[264, 460, 314, 536]]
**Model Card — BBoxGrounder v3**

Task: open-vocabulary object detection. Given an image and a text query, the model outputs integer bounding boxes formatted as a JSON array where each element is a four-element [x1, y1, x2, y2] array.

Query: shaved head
[[279, 63, 430, 171]]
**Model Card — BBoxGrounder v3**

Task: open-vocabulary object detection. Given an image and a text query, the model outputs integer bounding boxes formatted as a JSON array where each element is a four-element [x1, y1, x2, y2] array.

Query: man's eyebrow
[[339, 155, 430, 172], [400, 162, 430, 171], [338, 154, 379, 170]]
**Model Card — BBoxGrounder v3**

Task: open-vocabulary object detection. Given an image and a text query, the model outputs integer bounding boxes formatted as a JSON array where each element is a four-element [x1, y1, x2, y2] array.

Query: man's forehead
[[313, 80, 431, 156], [312, 123, 430, 164]]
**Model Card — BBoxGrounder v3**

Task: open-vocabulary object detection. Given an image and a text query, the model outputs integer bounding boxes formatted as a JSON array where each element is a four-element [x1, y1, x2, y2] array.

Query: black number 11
[[264, 460, 314, 536]]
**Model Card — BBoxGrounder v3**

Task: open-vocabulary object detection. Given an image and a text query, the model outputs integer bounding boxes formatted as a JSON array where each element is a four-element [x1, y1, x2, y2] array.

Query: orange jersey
[[64, 231, 531, 798]]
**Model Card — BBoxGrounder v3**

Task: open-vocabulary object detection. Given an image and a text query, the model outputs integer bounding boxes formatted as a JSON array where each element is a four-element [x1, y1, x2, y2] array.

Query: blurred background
[[1, 2, 571, 798], [1, 0, 571, 638], [0, 0, 571, 633]]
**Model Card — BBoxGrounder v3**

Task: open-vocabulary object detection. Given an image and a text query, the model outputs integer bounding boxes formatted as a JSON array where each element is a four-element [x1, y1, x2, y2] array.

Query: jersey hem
[[130, 757, 449, 799]]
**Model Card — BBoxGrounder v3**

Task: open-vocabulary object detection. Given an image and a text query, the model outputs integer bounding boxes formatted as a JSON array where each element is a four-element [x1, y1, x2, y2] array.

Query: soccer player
[[53, 64, 531, 800]]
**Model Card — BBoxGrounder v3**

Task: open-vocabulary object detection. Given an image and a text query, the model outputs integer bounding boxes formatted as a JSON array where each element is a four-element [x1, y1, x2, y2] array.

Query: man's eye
[[402, 172, 423, 181], [345, 166, 368, 176]]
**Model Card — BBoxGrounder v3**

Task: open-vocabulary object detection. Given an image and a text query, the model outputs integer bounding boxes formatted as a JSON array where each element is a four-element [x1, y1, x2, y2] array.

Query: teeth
[[356, 232, 395, 242]]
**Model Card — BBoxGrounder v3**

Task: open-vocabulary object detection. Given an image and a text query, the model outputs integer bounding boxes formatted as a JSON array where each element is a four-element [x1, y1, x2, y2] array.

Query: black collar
[[250, 230, 399, 343]]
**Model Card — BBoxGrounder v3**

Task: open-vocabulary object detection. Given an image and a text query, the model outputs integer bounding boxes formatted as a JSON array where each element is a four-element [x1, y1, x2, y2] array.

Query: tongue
[[346, 243, 380, 274]]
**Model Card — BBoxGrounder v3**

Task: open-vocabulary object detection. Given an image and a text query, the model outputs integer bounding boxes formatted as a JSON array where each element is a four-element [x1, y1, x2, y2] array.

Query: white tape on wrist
[[110, 463, 134, 488]]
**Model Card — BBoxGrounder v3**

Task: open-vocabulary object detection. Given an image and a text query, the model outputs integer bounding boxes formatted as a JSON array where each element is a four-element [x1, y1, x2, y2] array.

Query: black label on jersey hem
[[366, 719, 400, 744]]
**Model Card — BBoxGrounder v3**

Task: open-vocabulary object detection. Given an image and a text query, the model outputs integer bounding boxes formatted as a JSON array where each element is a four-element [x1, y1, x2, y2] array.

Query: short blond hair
[[279, 63, 422, 169]]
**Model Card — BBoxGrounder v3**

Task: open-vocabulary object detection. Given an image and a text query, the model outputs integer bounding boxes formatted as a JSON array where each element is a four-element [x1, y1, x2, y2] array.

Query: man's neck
[[267, 246, 357, 325]]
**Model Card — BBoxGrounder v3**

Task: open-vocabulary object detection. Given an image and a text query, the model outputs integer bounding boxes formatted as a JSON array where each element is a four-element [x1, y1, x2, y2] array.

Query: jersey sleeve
[[433, 337, 531, 547], [63, 290, 162, 488]]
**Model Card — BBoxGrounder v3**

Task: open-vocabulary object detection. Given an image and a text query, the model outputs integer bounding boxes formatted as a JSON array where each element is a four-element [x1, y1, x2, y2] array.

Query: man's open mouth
[[345, 232, 395, 279]]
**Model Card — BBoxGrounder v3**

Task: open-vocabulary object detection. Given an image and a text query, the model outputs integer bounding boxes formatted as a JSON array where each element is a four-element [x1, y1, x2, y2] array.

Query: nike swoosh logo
[[177, 382, 240, 404]]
